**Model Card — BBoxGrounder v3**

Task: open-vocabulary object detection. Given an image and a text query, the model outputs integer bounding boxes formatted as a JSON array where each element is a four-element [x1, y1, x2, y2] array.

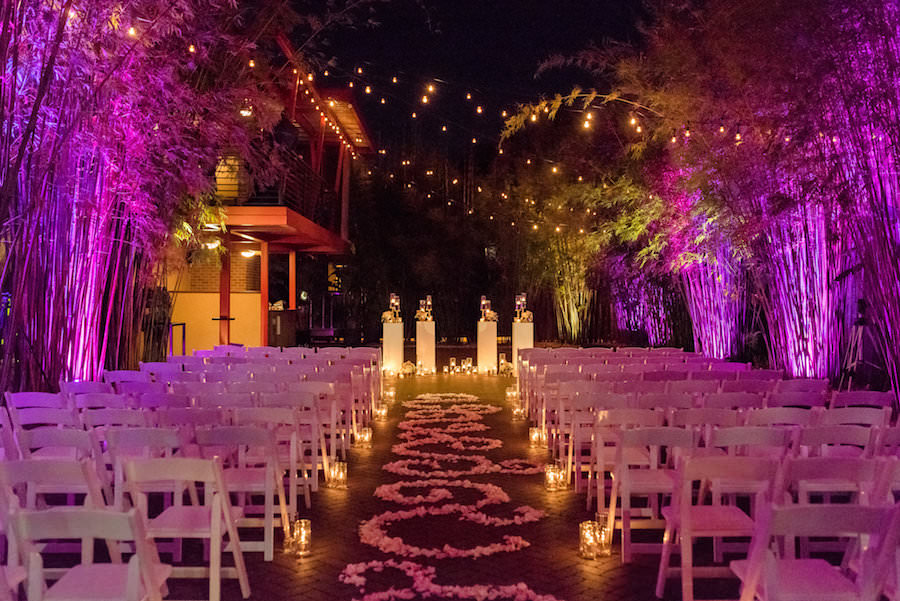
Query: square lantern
[[327, 461, 348, 489], [356, 427, 373, 449], [594, 512, 613, 557], [293, 518, 311, 557], [529, 427, 547, 449], [374, 405, 388, 421], [544, 461, 567, 491], [579, 521, 600, 559]]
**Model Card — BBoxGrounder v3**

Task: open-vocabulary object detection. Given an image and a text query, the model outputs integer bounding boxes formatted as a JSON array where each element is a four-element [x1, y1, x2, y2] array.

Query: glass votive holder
[[579, 520, 600, 559], [327, 461, 348, 489], [374, 405, 388, 421], [293, 518, 311, 557], [356, 427, 373, 449], [529, 427, 547, 449], [595, 512, 613, 557]]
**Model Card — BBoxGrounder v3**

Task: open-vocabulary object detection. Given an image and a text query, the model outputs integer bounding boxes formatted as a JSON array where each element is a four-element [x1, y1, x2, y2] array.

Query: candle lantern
[[529, 427, 547, 449], [544, 461, 567, 491], [374, 405, 388, 421], [512, 406, 527, 421], [293, 518, 311, 557], [506, 386, 517, 400], [579, 521, 600, 559], [327, 461, 348, 489], [594, 512, 613, 557], [356, 427, 373, 449]]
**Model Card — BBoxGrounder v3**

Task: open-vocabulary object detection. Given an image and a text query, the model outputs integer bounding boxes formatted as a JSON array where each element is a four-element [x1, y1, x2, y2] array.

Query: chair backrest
[[194, 392, 255, 409], [668, 379, 721, 396], [225, 380, 280, 395], [778, 456, 883, 502], [774, 378, 829, 395], [617, 426, 696, 466], [596, 408, 665, 428], [670, 408, 741, 429], [59, 381, 113, 397], [720, 379, 777, 395], [681, 455, 780, 492], [82, 408, 148, 429], [72, 392, 131, 410], [703, 391, 765, 410], [11, 507, 164, 601], [745, 407, 814, 427], [134, 392, 191, 410], [115, 381, 168, 397], [16, 427, 100, 460], [690, 370, 737, 381], [632, 392, 694, 411], [157, 407, 223, 429], [614, 380, 668, 395], [738, 503, 900, 601], [818, 406, 891, 427], [170, 381, 226, 398], [7, 406, 80, 430], [4, 392, 66, 410], [642, 371, 685, 382], [195, 426, 279, 468], [737, 369, 783, 381], [796, 425, 875, 457], [106, 427, 181, 457], [706, 426, 791, 456], [767, 391, 826, 409], [0, 458, 106, 508], [831, 390, 895, 409]]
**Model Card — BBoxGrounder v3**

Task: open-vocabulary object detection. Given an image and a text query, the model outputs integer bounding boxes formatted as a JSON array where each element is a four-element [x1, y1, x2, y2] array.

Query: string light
[[551, 166, 559, 174], [348, 82, 354, 88], [636, 126, 642, 133], [466, 92, 472, 100], [476, 105, 483, 114], [719, 125, 725, 133], [735, 132, 742, 141], [357, 67, 363, 74], [501, 110, 508, 118], [248, 59, 256, 68], [411, 112, 417, 118], [364, 86, 371, 94], [380, 98, 386, 104], [392, 76, 398, 83], [532, 224, 538, 230], [421, 95, 429, 104], [324, 70, 329, 76], [530, 114, 537, 122], [127, 26, 137, 36], [583, 120, 591, 129], [555, 226, 561, 232], [472, 137, 477, 144], [427, 84, 435, 93], [441, 125, 447, 132], [307, 73, 314, 81], [188, 44, 196, 53], [629, 117, 637, 126]]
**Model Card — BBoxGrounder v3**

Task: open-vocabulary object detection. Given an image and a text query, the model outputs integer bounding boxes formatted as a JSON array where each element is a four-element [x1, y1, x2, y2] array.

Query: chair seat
[[662, 504, 755, 536], [45, 562, 171, 601], [624, 469, 677, 493], [148, 505, 243, 537], [731, 558, 860, 601]]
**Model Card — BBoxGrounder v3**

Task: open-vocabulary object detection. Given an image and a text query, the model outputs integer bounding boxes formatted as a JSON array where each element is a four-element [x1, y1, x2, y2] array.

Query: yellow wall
[[169, 291, 261, 355]]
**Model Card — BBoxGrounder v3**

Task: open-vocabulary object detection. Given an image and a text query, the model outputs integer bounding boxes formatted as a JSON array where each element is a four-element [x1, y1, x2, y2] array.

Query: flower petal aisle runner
[[340, 393, 565, 601]]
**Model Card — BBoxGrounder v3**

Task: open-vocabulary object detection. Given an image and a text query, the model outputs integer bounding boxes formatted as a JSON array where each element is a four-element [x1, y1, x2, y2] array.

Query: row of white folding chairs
[[589, 448, 900, 601], [2, 390, 348, 473], [0, 453, 260, 601]]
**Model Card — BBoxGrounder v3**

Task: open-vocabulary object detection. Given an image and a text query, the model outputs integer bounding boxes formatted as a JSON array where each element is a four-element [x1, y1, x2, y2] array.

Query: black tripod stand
[[839, 300, 883, 391]]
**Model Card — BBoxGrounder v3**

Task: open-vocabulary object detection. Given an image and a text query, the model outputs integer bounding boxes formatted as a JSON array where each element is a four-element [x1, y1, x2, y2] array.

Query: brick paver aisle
[[237, 376, 665, 601]]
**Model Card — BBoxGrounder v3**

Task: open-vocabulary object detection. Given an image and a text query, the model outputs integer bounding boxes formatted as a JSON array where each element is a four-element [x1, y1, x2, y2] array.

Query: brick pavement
[[191, 375, 737, 601]]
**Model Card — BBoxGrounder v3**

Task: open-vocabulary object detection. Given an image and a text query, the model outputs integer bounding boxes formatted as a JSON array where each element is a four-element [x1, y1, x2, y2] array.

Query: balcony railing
[[216, 152, 338, 233]]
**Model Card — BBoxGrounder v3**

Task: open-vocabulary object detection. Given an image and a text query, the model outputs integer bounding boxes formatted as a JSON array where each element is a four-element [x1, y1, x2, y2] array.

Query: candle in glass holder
[[512, 406, 526, 421], [374, 405, 388, 421], [529, 427, 546, 448], [579, 521, 600, 559], [356, 427, 373, 448], [293, 518, 311, 557], [595, 512, 613, 557], [327, 461, 348, 489]]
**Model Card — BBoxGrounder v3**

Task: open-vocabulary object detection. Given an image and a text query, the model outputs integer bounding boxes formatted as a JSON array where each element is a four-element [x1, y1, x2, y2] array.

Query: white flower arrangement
[[399, 360, 416, 376], [381, 310, 401, 323], [498, 362, 515, 376], [414, 309, 431, 321], [481, 309, 498, 322], [514, 310, 534, 323]]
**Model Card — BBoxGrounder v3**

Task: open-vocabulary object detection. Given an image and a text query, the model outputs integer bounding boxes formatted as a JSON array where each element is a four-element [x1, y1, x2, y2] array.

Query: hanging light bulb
[[427, 84, 435, 92], [324, 69, 329, 76], [188, 44, 196, 53], [530, 114, 537, 122], [357, 67, 363, 74], [365, 86, 371, 94], [127, 26, 137, 36], [583, 120, 591, 129], [421, 95, 429, 104], [441, 125, 447, 132], [392, 76, 398, 83], [248, 59, 256, 68], [466, 92, 472, 100], [476, 105, 483, 114]]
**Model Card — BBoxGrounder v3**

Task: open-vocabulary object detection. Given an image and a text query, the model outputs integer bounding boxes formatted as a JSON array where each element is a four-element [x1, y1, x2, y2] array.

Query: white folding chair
[[655, 455, 780, 601], [124, 457, 250, 601], [819, 406, 891, 428], [11, 507, 170, 601], [606, 426, 696, 563], [731, 503, 900, 601], [195, 426, 290, 561], [830, 390, 894, 409], [703, 392, 766, 411]]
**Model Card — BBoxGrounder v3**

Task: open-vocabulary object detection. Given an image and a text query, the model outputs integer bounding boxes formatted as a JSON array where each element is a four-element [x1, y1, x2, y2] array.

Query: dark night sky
[[322, 1, 648, 152]]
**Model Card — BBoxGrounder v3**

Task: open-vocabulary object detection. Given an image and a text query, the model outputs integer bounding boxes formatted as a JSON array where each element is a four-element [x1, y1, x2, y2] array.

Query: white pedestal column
[[382, 322, 404, 374], [477, 320, 498, 374], [416, 321, 436, 374], [511, 322, 534, 374]]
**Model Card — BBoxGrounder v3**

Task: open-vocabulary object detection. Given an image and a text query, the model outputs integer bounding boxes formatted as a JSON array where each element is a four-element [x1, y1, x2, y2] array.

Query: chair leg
[[681, 532, 694, 601], [622, 487, 632, 563], [210, 511, 222, 601], [655, 524, 674, 598]]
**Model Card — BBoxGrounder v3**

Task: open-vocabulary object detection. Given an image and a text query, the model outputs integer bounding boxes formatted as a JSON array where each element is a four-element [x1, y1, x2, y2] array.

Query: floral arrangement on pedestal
[[382, 293, 402, 323], [399, 361, 417, 376], [514, 293, 534, 323], [479, 296, 498, 321], [414, 295, 434, 321]]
